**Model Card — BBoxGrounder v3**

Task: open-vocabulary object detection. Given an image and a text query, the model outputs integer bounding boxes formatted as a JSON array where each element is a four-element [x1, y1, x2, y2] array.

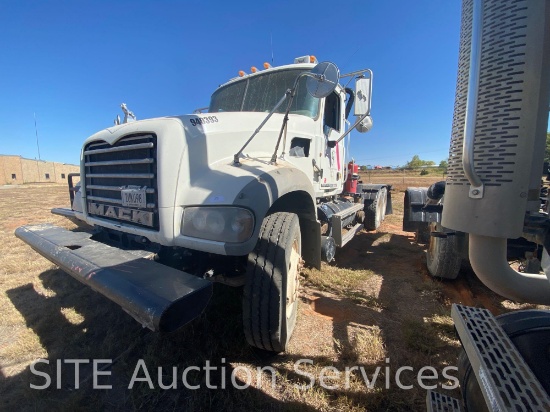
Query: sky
[[0, 0, 462, 167]]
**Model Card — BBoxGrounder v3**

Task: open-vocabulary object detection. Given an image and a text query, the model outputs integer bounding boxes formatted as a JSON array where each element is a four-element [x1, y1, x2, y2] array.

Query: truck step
[[338, 223, 363, 248], [331, 203, 365, 247], [331, 202, 365, 218], [451, 304, 550, 411], [426, 390, 462, 412]]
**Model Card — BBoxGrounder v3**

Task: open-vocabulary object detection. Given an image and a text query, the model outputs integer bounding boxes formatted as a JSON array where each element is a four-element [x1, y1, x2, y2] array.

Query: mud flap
[[403, 187, 442, 232], [15, 224, 212, 332]]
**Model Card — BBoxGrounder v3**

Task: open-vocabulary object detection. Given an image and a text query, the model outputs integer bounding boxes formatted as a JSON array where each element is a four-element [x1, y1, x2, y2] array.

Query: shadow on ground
[[1, 226, 514, 411]]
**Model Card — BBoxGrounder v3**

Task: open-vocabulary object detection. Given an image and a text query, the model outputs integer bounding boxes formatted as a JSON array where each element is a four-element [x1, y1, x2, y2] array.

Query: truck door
[[318, 90, 345, 193]]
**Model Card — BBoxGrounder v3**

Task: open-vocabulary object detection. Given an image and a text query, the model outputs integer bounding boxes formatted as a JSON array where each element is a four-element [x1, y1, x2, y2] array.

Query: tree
[[545, 132, 550, 163], [406, 155, 423, 169], [439, 160, 448, 171], [405, 155, 436, 169]]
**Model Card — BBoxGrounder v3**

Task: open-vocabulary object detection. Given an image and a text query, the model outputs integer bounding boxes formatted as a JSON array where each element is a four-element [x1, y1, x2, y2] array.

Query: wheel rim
[[286, 239, 300, 319]]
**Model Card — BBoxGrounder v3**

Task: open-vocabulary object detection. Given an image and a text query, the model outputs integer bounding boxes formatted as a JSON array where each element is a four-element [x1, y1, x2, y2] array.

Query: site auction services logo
[[29, 358, 458, 391]]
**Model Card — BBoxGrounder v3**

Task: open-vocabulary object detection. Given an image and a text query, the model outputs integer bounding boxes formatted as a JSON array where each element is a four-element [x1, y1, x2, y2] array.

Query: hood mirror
[[305, 61, 340, 98]]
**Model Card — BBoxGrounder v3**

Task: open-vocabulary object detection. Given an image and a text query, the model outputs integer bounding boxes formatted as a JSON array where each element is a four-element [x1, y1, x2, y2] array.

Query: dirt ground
[[0, 179, 545, 411]]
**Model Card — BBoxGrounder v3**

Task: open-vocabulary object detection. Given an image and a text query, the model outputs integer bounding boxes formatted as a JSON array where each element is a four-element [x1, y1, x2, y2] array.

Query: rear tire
[[426, 223, 461, 279], [243, 212, 301, 353], [364, 188, 387, 231]]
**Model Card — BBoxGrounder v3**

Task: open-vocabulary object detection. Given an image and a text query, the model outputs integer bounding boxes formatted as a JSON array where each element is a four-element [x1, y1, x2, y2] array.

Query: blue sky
[[0, 0, 462, 167]]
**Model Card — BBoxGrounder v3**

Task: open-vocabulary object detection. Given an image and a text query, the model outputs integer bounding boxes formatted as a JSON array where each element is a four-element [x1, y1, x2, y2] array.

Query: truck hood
[[83, 112, 318, 209]]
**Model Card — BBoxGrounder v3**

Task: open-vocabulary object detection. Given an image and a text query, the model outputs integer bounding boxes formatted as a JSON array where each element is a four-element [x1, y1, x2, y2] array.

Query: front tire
[[243, 212, 301, 352]]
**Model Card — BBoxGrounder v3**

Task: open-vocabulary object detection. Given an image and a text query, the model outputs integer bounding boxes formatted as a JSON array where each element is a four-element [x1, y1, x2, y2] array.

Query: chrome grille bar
[[83, 142, 154, 156], [87, 195, 155, 209], [86, 135, 152, 148], [84, 158, 154, 167], [86, 173, 155, 179], [87, 184, 155, 193]]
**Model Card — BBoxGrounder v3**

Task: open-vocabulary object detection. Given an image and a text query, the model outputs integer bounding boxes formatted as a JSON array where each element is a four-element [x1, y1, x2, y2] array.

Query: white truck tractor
[[16, 56, 391, 353], [418, 0, 550, 411]]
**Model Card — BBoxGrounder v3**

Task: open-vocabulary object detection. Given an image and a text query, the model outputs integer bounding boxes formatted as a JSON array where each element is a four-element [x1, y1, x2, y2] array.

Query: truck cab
[[206, 59, 348, 198], [16, 56, 389, 353]]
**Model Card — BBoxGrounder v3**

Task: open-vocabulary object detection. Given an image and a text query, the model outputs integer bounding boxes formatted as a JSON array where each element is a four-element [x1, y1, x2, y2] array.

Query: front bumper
[[15, 224, 212, 332]]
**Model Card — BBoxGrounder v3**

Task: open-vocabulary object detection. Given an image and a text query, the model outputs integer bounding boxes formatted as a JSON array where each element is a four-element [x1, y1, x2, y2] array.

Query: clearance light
[[263, 62, 272, 69], [238, 70, 246, 77], [294, 55, 318, 64], [251, 66, 258, 73]]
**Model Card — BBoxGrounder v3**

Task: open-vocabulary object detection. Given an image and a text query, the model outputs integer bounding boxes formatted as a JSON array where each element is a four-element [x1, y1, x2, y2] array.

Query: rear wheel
[[426, 222, 461, 279], [364, 188, 387, 231], [243, 212, 301, 352]]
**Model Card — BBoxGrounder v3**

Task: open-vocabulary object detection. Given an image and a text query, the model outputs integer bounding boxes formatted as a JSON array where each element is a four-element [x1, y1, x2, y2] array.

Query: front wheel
[[243, 212, 301, 352]]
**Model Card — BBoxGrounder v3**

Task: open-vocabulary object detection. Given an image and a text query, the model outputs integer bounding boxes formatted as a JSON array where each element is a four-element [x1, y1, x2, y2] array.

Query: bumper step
[[15, 224, 212, 332], [452, 304, 550, 411], [426, 390, 462, 412]]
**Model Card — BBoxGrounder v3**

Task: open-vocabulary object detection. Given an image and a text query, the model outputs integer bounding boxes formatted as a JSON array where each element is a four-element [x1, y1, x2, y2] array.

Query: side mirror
[[305, 61, 340, 98], [356, 115, 373, 133], [354, 75, 372, 116]]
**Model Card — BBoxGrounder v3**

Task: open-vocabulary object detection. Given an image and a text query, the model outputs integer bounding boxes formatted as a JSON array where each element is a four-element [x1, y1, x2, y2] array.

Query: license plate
[[121, 187, 147, 208]]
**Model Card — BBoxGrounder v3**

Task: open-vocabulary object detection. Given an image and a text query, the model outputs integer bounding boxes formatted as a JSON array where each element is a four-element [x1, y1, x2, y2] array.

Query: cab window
[[209, 69, 320, 118], [323, 91, 341, 132]]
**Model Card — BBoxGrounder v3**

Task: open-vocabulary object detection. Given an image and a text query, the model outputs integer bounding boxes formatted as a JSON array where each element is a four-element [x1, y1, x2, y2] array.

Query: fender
[[226, 165, 318, 256], [358, 183, 393, 215], [403, 187, 442, 232]]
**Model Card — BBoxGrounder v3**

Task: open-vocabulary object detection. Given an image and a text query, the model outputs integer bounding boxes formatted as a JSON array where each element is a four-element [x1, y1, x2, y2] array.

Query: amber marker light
[[263, 62, 272, 69], [251, 66, 258, 73], [238, 70, 245, 77], [309, 55, 317, 63]]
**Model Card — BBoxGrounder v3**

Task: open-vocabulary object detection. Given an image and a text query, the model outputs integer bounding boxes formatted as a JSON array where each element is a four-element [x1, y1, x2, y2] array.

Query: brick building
[[0, 155, 79, 185]]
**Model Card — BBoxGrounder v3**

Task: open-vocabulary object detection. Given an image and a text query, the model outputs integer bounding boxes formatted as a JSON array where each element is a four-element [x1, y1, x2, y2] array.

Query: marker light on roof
[[293, 55, 318, 64], [238, 70, 246, 77], [251, 66, 258, 73], [263, 62, 272, 69]]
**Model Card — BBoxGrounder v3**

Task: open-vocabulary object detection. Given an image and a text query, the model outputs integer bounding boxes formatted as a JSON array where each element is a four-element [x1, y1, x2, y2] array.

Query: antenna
[[270, 33, 274, 64], [34, 112, 41, 160]]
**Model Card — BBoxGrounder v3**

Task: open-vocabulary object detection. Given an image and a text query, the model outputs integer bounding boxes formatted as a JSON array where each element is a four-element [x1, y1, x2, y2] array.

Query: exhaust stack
[[442, 0, 550, 303]]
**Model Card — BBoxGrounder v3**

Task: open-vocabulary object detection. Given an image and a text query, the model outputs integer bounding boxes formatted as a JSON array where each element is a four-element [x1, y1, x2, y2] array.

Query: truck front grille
[[84, 134, 159, 230]]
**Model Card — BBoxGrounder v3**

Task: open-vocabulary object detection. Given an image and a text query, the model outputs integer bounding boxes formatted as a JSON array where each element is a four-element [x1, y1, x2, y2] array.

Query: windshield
[[208, 68, 319, 118]]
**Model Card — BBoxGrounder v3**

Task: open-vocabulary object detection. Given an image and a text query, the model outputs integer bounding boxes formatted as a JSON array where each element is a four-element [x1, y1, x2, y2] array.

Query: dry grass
[[0, 183, 531, 411], [358, 170, 445, 193], [303, 265, 377, 292]]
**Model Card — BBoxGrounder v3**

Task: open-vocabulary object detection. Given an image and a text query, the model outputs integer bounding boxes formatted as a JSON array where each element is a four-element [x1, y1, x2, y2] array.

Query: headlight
[[182, 207, 255, 243]]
